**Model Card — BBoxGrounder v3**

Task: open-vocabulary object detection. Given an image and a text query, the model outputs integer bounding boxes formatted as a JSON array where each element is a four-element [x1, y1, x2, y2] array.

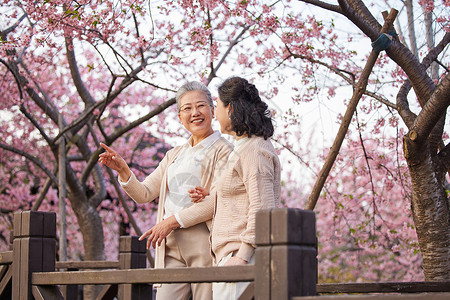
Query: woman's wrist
[[118, 169, 131, 183]]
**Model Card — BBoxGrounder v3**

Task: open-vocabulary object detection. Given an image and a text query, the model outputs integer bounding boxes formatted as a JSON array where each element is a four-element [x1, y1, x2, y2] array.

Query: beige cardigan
[[181, 136, 282, 264], [211, 136, 281, 263], [121, 136, 233, 268]]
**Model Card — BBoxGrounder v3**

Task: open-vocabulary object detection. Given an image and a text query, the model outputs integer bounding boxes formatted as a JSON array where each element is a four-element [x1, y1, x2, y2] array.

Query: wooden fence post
[[255, 208, 317, 300], [12, 211, 57, 300], [118, 236, 151, 300]]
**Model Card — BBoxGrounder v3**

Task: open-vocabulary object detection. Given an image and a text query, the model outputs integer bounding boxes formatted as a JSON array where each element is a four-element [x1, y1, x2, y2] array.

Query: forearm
[[177, 194, 214, 228], [118, 167, 132, 183]]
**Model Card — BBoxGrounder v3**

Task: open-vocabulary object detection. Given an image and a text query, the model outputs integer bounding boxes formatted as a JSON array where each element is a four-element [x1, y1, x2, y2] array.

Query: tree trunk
[[403, 138, 450, 280], [66, 170, 105, 299]]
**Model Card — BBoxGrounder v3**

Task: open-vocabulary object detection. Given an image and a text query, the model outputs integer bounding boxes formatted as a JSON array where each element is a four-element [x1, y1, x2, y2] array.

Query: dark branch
[[0, 143, 58, 186], [298, 0, 342, 13], [0, 58, 23, 99], [107, 97, 176, 144]]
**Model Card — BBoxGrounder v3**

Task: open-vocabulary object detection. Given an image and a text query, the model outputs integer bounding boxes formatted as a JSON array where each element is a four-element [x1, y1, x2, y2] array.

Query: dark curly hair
[[218, 76, 274, 139]]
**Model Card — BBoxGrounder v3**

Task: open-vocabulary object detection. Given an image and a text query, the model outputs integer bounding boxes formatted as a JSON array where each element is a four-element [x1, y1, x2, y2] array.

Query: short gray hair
[[175, 81, 213, 112]]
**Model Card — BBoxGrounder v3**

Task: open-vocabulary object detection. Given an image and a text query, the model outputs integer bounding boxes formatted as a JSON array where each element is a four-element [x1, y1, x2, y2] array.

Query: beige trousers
[[156, 222, 212, 300], [212, 252, 254, 300]]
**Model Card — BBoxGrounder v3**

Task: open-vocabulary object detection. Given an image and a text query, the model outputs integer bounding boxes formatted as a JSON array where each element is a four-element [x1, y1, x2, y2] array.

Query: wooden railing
[[0, 208, 318, 299], [1, 209, 449, 299]]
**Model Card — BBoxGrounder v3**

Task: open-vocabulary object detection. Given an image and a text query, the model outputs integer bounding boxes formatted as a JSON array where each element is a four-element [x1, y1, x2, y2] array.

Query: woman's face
[[178, 90, 214, 138], [215, 97, 232, 135]]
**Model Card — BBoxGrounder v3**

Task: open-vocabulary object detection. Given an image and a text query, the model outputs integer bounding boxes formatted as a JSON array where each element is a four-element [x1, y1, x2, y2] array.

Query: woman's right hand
[[98, 143, 131, 182], [188, 186, 209, 203]]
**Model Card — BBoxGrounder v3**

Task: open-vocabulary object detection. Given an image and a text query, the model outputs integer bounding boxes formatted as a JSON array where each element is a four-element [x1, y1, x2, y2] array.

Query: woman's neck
[[231, 132, 248, 141], [191, 128, 214, 146]]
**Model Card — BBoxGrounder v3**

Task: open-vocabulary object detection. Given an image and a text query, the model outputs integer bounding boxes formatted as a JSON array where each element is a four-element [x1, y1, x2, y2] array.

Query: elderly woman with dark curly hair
[[190, 76, 281, 300]]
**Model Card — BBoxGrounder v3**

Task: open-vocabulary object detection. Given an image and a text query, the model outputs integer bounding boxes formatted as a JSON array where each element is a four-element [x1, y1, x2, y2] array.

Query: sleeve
[[177, 141, 232, 228], [235, 150, 277, 262], [177, 193, 216, 228], [120, 152, 170, 204]]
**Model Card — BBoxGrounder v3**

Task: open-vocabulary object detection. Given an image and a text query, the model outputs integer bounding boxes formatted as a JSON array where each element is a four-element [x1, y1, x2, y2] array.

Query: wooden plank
[[32, 285, 64, 300], [21, 237, 44, 299], [18, 211, 56, 238], [255, 209, 271, 246], [33, 265, 254, 285], [43, 212, 56, 238], [119, 253, 146, 270], [95, 284, 118, 300], [42, 237, 56, 272], [254, 247, 270, 300], [270, 208, 316, 246], [0, 251, 13, 265], [317, 282, 450, 293], [0, 264, 12, 296], [119, 236, 146, 253], [12, 239, 21, 299], [21, 211, 45, 237], [13, 212, 22, 239], [238, 281, 254, 300], [60, 284, 79, 300], [293, 292, 450, 300], [270, 245, 316, 299], [0, 265, 8, 279], [55, 260, 120, 270]]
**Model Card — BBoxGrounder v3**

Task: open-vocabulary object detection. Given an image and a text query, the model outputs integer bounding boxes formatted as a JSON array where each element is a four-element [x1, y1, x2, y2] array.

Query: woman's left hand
[[223, 256, 248, 266], [139, 216, 180, 249], [188, 186, 209, 203]]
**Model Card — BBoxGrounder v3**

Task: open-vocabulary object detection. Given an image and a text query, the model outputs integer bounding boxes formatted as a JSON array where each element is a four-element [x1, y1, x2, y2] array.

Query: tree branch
[[19, 104, 55, 148], [405, 0, 418, 57], [131, 11, 145, 64], [437, 142, 450, 171], [107, 97, 176, 144], [298, 0, 342, 13], [31, 168, 56, 211], [207, 24, 250, 83], [422, 32, 450, 70], [306, 9, 398, 210], [345, 0, 382, 34], [0, 58, 23, 99], [65, 35, 96, 105], [396, 80, 417, 129], [0, 143, 58, 186], [408, 73, 450, 145], [288, 52, 397, 109]]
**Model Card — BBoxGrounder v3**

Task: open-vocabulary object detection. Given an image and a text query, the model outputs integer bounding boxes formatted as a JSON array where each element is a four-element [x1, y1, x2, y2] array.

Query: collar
[[187, 131, 221, 150], [234, 136, 249, 149]]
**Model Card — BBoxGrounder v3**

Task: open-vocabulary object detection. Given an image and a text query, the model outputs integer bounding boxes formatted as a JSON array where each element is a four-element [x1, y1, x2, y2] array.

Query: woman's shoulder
[[237, 137, 278, 163], [245, 136, 276, 153], [212, 136, 234, 152], [164, 144, 185, 161]]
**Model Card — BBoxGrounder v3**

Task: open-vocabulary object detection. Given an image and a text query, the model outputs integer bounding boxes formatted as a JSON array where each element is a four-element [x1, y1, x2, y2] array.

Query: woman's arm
[[236, 150, 278, 262], [98, 143, 132, 181], [176, 140, 232, 228], [119, 154, 169, 203]]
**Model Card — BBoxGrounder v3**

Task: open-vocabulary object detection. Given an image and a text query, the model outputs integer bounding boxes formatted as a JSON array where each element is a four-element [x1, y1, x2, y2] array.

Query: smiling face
[[178, 90, 214, 143]]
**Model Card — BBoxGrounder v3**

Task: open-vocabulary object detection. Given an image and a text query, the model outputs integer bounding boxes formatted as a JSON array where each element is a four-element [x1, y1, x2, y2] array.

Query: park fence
[[0, 208, 448, 299]]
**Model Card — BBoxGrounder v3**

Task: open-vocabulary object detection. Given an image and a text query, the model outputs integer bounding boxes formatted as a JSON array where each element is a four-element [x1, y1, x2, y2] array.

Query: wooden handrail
[[0, 251, 13, 265], [317, 281, 450, 294], [55, 260, 119, 270], [33, 265, 254, 285]]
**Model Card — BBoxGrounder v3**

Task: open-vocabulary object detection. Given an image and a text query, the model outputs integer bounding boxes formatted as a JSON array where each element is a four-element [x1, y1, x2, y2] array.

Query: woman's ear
[[227, 103, 233, 116]]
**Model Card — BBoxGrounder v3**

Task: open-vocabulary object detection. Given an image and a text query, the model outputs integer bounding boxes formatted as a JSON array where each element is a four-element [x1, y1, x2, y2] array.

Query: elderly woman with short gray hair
[[99, 81, 232, 300]]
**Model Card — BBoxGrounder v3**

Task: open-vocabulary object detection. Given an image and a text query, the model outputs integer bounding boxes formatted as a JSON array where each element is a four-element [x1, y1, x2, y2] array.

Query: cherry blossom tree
[[0, 0, 448, 292], [292, 0, 450, 281]]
